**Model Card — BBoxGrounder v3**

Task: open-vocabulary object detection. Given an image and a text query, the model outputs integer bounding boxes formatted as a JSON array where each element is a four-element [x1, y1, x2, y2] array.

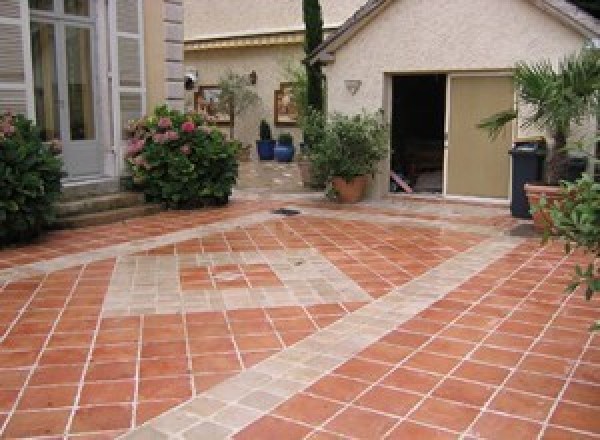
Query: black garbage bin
[[510, 138, 547, 219], [566, 156, 589, 182]]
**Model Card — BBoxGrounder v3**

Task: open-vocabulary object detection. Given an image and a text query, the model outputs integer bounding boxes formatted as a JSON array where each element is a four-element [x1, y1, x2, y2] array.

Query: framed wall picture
[[274, 83, 298, 127], [194, 86, 230, 125]]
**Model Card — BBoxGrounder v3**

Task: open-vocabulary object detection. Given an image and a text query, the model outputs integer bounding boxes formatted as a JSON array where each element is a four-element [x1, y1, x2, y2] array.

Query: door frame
[[443, 71, 515, 202], [29, 0, 107, 180]]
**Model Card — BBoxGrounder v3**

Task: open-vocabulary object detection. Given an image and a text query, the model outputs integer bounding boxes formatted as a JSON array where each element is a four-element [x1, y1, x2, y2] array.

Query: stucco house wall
[[184, 0, 367, 39], [320, 0, 591, 198], [186, 44, 304, 146]]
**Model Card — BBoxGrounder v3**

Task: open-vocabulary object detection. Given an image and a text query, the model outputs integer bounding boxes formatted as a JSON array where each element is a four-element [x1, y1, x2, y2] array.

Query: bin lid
[[510, 141, 547, 156]]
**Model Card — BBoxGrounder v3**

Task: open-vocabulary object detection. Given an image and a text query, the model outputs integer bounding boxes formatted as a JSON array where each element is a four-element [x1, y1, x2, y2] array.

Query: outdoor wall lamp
[[249, 70, 257, 85], [345, 79, 362, 95]]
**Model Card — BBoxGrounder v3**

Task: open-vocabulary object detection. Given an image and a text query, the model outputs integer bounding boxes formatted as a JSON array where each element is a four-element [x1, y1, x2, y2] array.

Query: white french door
[[30, 0, 101, 179]]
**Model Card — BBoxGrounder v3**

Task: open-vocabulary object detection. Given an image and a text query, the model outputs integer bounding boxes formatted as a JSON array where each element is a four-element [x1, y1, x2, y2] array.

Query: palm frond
[[477, 109, 517, 140]]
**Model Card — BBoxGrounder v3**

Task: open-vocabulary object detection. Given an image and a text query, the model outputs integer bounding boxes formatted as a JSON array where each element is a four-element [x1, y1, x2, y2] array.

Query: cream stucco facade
[[318, 0, 596, 199], [183, 0, 366, 146]]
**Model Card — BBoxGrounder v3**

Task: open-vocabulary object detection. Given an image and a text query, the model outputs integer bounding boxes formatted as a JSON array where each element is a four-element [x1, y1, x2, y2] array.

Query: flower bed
[[0, 112, 63, 246], [126, 106, 238, 209]]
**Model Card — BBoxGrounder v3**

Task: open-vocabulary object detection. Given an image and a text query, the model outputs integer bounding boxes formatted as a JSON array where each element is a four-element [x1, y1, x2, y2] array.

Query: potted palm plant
[[309, 111, 388, 203], [479, 48, 600, 230]]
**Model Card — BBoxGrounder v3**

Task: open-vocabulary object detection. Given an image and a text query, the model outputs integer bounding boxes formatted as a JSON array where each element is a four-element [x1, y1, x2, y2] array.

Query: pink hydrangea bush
[[126, 105, 238, 209]]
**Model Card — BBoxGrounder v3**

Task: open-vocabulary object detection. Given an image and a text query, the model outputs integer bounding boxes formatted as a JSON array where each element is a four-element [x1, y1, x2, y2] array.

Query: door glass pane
[[30, 21, 60, 142], [29, 0, 54, 11], [64, 0, 89, 16], [65, 26, 95, 140]]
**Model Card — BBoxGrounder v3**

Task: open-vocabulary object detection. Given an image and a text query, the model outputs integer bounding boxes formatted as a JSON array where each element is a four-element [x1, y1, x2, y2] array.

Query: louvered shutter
[[0, 0, 33, 117], [109, 0, 145, 169]]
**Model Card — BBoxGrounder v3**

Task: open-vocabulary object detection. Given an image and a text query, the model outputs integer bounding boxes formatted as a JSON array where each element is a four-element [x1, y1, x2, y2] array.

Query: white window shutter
[[0, 0, 34, 117], [109, 0, 146, 169]]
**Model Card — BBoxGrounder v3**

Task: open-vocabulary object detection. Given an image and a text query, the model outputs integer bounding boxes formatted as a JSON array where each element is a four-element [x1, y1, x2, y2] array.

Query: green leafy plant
[[538, 173, 600, 330], [217, 71, 261, 140], [126, 105, 238, 209], [307, 110, 389, 183], [278, 133, 294, 146], [283, 62, 309, 125], [259, 119, 272, 141], [0, 112, 63, 246], [478, 48, 600, 184]]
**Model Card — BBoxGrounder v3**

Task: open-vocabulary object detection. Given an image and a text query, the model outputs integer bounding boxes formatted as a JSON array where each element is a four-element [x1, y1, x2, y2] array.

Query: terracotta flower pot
[[525, 183, 563, 232], [332, 175, 368, 203]]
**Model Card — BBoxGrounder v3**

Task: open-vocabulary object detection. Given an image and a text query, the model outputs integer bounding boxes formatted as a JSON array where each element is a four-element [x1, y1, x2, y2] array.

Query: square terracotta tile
[[470, 412, 542, 439], [306, 375, 369, 403], [138, 376, 192, 401], [18, 385, 78, 410], [452, 361, 510, 386], [410, 397, 479, 432], [85, 361, 136, 382], [504, 371, 565, 399], [140, 358, 190, 379], [388, 421, 458, 439], [550, 402, 600, 434], [325, 406, 398, 439], [404, 352, 460, 375], [356, 386, 421, 417], [383, 367, 442, 394], [234, 415, 311, 440], [79, 381, 135, 405], [333, 358, 393, 382], [70, 404, 133, 434], [274, 393, 342, 425], [433, 378, 495, 407], [3, 409, 70, 438], [489, 389, 554, 421]]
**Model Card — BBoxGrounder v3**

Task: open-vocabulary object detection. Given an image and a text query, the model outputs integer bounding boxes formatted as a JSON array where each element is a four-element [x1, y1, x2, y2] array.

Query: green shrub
[[306, 110, 389, 182], [0, 112, 63, 246], [278, 132, 294, 145], [539, 174, 600, 330], [126, 106, 238, 209]]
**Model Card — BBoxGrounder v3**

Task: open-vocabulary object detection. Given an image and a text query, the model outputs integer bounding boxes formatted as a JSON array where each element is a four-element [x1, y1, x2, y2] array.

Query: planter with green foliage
[[306, 110, 388, 203], [538, 173, 599, 330], [256, 119, 275, 160], [275, 132, 295, 162], [0, 112, 63, 246], [126, 106, 238, 209], [479, 48, 600, 225]]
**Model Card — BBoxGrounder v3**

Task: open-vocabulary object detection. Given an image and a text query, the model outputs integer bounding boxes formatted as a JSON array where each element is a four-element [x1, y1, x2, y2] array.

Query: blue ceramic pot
[[256, 140, 275, 160], [274, 143, 295, 162]]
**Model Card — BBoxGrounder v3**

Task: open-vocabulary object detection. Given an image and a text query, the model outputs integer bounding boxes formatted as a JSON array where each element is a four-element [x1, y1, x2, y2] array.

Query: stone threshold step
[[53, 204, 162, 229], [56, 192, 145, 218]]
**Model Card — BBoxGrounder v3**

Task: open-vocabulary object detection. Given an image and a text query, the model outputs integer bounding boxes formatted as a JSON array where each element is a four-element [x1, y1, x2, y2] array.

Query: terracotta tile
[[356, 386, 421, 416], [0, 369, 29, 389], [138, 376, 192, 401], [194, 373, 235, 392], [411, 397, 478, 432], [85, 361, 136, 382], [71, 404, 133, 434], [3, 409, 70, 438], [573, 363, 600, 384], [0, 389, 19, 411], [404, 352, 460, 375], [383, 367, 442, 394], [306, 375, 369, 403], [187, 322, 231, 338], [381, 331, 430, 348], [542, 426, 599, 439], [91, 344, 137, 363], [0, 350, 38, 368], [357, 342, 413, 364], [489, 389, 554, 421], [30, 365, 84, 386], [452, 361, 510, 386], [240, 350, 278, 367], [562, 382, 600, 407], [142, 326, 185, 341], [140, 358, 190, 378], [230, 320, 273, 335], [136, 399, 182, 425], [470, 412, 542, 439], [470, 346, 523, 368], [141, 341, 187, 359], [18, 385, 78, 410], [235, 334, 281, 351], [274, 393, 342, 424], [439, 325, 488, 343], [191, 353, 241, 373], [227, 309, 267, 321], [79, 381, 135, 405], [433, 378, 495, 407], [333, 358, 392, 382], [423, 338, 475, 358], [95, 329, 139, 345], [325, 406, 397, 439], [234, 415, 311, 440], [505, 371, 565, 398], [279, 331, 313, 346], [532, 341, 584, 360], [388, 421, 458, 440], [484, 333, 534, 351], [520, 354, 575, 378]]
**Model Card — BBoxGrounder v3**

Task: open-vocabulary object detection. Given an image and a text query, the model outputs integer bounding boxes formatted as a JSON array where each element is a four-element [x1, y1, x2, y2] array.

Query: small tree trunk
[[546, 131, 569, 185]]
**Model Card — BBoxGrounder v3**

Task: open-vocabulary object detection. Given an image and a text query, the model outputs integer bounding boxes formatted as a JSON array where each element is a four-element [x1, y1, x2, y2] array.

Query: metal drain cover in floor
[[272, 208, 301, 216]]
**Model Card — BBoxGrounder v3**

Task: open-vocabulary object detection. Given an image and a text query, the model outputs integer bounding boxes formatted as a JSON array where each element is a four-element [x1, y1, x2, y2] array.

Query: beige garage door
[[446, 75, 514, 199]]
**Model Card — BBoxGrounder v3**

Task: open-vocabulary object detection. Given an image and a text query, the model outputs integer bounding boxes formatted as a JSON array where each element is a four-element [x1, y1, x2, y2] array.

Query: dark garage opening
[[391, 74, 446, 193]]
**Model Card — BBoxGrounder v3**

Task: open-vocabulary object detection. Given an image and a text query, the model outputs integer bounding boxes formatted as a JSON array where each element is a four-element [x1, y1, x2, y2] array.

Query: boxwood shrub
[[0, 112, 63, 246], [126, 106, 238, 209]]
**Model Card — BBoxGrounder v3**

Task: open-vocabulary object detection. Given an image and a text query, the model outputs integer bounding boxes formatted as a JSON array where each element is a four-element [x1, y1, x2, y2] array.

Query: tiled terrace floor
[[0, 195, 598, 439]]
